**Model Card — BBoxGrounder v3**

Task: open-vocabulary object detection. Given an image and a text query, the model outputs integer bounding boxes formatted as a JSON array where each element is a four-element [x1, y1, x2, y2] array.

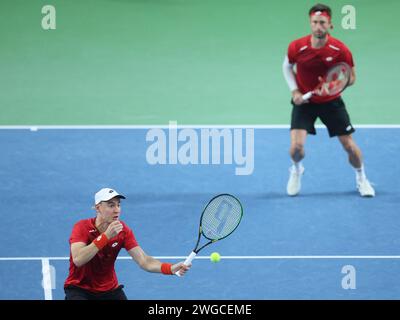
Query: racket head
[[199, 194, 243, 241], [315, 62, 351, 97]]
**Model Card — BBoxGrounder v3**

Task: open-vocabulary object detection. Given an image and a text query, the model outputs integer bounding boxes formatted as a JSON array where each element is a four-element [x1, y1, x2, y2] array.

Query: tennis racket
[[175, 194, 243, 276], [302, 62, 351, 101]]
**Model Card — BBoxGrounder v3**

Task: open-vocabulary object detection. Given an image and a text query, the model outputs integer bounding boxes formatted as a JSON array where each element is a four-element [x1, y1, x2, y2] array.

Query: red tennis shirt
[[64, 217, 139, 293], [287, 34, 354, 103]]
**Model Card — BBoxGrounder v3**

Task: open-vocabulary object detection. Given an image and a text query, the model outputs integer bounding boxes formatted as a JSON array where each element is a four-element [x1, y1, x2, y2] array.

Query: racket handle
[[302, 92, 312, 100], [175, 251, 197, 277]]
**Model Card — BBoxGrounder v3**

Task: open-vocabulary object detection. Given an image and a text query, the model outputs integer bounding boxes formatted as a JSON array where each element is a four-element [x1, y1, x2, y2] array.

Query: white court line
[[0, 124, 400, 130], [2, 255, 400, 261], [41, 259, 53, 300]]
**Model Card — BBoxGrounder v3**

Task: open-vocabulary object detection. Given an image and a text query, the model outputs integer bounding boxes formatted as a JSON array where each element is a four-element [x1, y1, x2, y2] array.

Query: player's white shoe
[[357, 178, 375, 197], [287, 165, 304, 196]]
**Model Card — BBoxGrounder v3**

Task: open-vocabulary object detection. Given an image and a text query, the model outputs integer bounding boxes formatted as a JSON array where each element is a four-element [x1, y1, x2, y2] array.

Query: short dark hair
[[309, 3, 332, 17]]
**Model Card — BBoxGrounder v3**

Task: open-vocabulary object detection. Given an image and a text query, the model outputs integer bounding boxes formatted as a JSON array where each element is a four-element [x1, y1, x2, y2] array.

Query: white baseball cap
[[95, 188, 126, 205]]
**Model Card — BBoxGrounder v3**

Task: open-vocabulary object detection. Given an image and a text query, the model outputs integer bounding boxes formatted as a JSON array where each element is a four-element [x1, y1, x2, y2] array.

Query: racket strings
[[320, 64, 351, 96], [201, 195, 242, 240]]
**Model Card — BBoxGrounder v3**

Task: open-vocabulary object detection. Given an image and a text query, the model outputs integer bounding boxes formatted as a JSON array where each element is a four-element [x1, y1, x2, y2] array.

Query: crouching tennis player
[[64, 188, 190, 300]]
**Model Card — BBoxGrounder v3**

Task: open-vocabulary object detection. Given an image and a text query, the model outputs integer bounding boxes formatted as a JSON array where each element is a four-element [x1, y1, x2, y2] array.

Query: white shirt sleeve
[[282, 55, 298, 92]]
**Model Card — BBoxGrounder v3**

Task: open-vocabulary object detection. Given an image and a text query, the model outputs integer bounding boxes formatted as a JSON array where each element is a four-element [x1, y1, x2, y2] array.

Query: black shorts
[[290, 97, 355, 137], [64, 285, 127, 300]]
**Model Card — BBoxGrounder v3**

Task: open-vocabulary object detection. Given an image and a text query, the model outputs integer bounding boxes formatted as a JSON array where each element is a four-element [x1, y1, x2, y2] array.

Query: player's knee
[[342, 140, 356, 154], [291, 142, 304, 153], [290, 143, 305, 160]]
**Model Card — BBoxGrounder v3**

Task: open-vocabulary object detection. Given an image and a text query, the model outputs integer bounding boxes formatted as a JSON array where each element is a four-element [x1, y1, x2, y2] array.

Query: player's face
[[310, 16, 331, 39], [97, 198, 121, 223]]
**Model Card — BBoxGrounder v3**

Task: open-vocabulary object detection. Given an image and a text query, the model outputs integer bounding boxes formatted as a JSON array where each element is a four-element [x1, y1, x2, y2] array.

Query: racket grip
[[302, 92, 312, 100], [175, 251, 197, 277]]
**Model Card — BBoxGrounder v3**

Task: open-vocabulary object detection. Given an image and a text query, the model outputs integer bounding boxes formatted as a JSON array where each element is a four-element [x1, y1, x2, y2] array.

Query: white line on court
[[0, 124, 400, 130], [41, 258, 53, 300], [3, 255, 400, 261]]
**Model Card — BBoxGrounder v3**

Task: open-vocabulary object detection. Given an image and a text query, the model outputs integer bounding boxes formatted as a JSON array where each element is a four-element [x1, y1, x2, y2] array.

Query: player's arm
[[70, 241, 101, 267], [282, 55, 305, 105], [71, 221, 123, 267], [127, 246, 190, 275]]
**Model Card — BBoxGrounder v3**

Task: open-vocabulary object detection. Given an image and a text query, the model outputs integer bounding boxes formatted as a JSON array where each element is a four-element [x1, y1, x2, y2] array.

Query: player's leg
[[319, 98, 375, 197], [287, 129, 307, 196], [287, 101, 317, 196], [290, 129, 307, 163], [337, 134, 362, 168], [338, 135, 375, 197]]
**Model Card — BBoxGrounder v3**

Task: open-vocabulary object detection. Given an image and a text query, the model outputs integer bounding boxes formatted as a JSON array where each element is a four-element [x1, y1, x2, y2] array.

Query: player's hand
[[104, 221, 123, 239], [292, 89, 306, 105], [172, 262, 191, 276]]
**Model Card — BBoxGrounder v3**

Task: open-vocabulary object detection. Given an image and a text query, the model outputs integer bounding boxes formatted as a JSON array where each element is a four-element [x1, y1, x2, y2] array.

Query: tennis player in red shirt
[[64, 188, 190, 300], [282, 3, 375, 197]]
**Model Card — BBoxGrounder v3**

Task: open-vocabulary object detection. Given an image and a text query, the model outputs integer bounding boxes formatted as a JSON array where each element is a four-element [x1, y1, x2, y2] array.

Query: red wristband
[[93, 233, 108, 250], [161, 263, 173, 275]]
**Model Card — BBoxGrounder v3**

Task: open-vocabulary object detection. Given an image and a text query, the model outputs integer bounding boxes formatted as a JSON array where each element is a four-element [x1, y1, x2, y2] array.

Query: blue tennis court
[[0, 126, 399, 299]]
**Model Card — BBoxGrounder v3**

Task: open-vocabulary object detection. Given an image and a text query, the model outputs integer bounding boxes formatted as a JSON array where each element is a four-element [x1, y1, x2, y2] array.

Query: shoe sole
[[360, 194, 375, 197]]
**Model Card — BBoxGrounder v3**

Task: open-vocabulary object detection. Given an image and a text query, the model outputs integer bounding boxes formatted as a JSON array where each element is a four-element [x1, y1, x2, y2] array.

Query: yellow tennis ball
[[210, 252, 221, 263]]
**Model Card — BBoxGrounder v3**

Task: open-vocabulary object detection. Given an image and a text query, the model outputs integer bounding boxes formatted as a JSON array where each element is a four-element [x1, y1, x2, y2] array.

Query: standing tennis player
[[64, 188, 190, 300], [282, 3, 375, 197]]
